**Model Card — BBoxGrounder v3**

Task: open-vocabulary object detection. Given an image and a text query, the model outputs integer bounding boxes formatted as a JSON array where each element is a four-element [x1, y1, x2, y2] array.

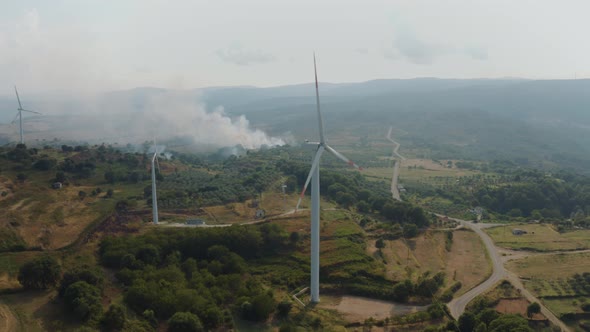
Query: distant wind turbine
[[151, 140, 161, 224], [12, 86, 41, 144], [296, 54, 362, 303]]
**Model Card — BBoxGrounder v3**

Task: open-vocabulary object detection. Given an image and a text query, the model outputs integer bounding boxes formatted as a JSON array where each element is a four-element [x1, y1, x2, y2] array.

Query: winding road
[[386, 127, 405, 201], [383, 130, 570, 330], [443, 216, 570, 332]]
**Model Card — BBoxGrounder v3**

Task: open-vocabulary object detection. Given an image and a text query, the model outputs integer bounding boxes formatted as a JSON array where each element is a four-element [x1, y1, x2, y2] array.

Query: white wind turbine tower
[[13, 86, 41, 144], [151, 140, 161, 225], [296, 54, 362, 303]]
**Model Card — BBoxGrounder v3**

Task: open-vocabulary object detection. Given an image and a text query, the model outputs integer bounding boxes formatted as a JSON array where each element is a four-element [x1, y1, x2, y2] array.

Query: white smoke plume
[[46, 89, 286, 151]]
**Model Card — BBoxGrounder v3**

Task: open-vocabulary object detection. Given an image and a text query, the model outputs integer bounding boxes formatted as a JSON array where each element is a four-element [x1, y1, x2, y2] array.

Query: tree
[[63, 281, 103, 322], [356, 200, 371, 213], [477, 308, 499, 326], [16, 173, 27, 182], [336, 192, 356, 208], [55, 171, 66, 183], [289, 232, 300, 246], [403, 224, 418, 238], [458, 312, 476, 332], [488, 314, 532, 332], [375, 238, 385, 250], [78, 190, 87, 200], [106, 188, 114, 198], [168, 312, 204, 332], [526, 302, 541, 318], [277, 301, 292, 317], [105, 170, 116, 184], [33, 158, 56, 171], [18, 255, 61, 290], [59, 266, 104, 297], [252, 293, 276, 321], [102, 304, 126, 331], [474, 322, 488, 332]]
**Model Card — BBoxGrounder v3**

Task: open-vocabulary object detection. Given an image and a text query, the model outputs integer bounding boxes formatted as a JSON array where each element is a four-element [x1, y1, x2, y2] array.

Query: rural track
[[0, 302, 18, 332], [443, 216, 571, 331], [386, 127, 405, 201]]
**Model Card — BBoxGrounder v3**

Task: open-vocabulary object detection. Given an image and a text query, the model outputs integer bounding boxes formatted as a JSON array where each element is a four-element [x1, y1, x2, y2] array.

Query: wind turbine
[[13, 86, 41, 144], [151, 140, 161, 225], [296, 54, 362, 303]]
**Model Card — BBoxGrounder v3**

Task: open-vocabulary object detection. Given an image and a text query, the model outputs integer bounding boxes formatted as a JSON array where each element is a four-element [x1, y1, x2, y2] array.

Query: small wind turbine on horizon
[[12, 86, 41, 145], [296, 54, 362, 304], [151, 139, 161, 225]]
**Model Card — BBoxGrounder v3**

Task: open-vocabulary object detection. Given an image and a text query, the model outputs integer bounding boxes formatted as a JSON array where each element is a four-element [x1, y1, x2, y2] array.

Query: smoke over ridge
[[18, 89, 287, 151]]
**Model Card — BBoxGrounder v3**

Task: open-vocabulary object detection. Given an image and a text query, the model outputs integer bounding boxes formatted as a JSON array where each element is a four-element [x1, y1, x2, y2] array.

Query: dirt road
[[386, 127, 405, 201], [0, 302, 18, 332], [445, 217, 570, 331]]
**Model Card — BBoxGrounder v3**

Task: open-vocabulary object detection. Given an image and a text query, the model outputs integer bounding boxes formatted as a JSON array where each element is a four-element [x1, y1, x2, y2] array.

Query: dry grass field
[[319, 295, 426, 323], [506, 253, 590, 300], [485, 224, 590, 251], [363, 158, 479, 185], [369, 229, 490, 296], [507, 252, 590, 321]]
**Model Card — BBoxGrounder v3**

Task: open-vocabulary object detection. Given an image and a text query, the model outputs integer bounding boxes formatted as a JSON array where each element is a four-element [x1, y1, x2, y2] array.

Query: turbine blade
[[325, 145, 363, 170], [14, 86, 23, 109], [20, 109, 41, 115], [296, 146, 324, 211], [11, 112, 20, 124], [155, 154, 161, 172], [313, 53, 326, 144]]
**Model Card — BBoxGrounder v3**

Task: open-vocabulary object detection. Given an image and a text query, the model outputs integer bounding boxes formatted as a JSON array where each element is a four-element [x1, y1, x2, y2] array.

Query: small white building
[[186, 219, 206, 226], [255, 209, 265, 219]]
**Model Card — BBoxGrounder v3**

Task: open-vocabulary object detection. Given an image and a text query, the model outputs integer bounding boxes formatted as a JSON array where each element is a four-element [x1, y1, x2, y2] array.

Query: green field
[[507, 252, 590, 324], [486, 224, 590, 251], [508, 252, 590, 284]]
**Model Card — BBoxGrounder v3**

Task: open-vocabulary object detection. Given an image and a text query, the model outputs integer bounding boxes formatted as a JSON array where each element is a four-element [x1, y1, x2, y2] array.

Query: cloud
[[384, 27, 448, 65], [464, 46, 488, 60], [355, 48, 369, 55], [0, 8, 110, 94], [216, 44, 275, 66], [383, 25, 488, 64]]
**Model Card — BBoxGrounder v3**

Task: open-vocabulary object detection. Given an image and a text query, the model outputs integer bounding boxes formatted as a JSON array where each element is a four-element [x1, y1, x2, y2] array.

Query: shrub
[[168, 312, 203, 332], [18, 255, 61, 290], [101, 304, 126, 330]]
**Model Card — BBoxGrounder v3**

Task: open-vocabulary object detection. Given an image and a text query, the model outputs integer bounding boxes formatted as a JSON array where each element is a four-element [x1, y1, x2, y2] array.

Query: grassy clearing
[[507, 252, 590, 288], [542, 297, 587, 317], [486, 224, 590, 251], [445, 229, 491, 296], [507, 252, 590, 325], [373, 228, 490, 297]]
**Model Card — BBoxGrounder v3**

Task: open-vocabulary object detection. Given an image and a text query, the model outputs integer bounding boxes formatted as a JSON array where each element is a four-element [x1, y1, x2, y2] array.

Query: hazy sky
[[2, 0, 590, 94]]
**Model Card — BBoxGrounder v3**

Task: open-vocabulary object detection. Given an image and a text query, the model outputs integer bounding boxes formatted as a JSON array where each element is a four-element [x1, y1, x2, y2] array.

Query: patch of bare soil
[[321, 295, 427, 323], [495, 298, 546, 321]]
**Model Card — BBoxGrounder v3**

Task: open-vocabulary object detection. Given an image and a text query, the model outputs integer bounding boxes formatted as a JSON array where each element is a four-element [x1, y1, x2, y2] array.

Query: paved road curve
[[445, 216, 570, 332]]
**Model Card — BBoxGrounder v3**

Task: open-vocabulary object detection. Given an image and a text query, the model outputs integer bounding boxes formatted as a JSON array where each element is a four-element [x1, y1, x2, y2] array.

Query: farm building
[[512, 229, 527, 235]]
